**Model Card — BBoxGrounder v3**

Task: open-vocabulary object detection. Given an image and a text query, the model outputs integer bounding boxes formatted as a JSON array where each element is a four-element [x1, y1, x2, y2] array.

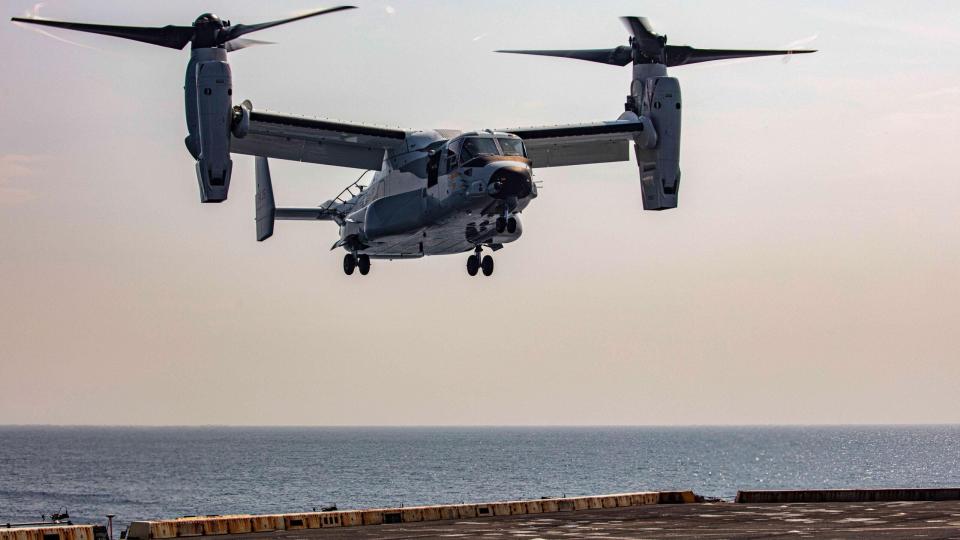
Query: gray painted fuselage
[[332, 130, 536, 259]]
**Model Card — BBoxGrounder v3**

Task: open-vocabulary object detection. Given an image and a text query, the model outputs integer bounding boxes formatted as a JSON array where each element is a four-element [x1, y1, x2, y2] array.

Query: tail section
[[254, 156, 344, 241]]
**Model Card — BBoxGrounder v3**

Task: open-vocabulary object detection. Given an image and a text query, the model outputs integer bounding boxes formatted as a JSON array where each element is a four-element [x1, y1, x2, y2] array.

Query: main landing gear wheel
[[481, 255, 494, 276], [496, 216, 518, 234], [357, 254, 371, 275], [467, 246, 495, 277], [343, 253, 356, 275]]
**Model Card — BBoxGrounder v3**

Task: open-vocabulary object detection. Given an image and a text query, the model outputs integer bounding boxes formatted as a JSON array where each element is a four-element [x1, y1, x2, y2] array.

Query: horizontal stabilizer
[[275, 208, 342, 220]]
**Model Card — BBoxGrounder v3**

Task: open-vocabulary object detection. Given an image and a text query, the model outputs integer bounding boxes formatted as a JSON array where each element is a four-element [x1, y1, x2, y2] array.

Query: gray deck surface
[[228, 501, 960, 539]]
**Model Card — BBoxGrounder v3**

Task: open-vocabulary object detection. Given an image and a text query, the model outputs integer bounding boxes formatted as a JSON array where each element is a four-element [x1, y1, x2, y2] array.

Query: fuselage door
[[427, 149, 440, 188]]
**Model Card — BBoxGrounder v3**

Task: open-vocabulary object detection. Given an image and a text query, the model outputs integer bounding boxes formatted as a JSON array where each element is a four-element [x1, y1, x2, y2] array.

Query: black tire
[[466, 254, 479, 276], [481, 255, 494, 276], [506, 217, 517, 234], [357, 254, 371, 275], [495, 217, 506, 233], [343, 253, 356, 275]]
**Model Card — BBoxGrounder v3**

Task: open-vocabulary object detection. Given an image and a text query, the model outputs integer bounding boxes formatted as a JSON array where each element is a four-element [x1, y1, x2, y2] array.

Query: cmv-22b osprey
[[12, 7, 814, 277]]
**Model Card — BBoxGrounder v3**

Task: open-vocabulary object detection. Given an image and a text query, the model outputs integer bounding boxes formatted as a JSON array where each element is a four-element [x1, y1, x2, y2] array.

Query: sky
[[0, 0, 958, 426]]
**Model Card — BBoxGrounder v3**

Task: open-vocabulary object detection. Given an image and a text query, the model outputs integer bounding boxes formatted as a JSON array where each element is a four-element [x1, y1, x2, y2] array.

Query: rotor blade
[[620, 16, 656, 39], [224, 37, 275, 52], [665, 45, 817, 67], [619, 16, 665, 59], [496, 46, 633, 66], [224, 6, 356, 41], [10, 17, 194, 49]]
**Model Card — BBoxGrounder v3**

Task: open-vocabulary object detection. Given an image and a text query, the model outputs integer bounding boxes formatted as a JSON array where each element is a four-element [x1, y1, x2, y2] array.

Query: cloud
[[0, 155, 43, 206]]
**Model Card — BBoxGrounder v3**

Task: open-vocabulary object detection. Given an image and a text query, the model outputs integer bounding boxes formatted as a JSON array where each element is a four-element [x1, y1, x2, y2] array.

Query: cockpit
[[447, 134, 528, 169], [426, 133, 529, 189]]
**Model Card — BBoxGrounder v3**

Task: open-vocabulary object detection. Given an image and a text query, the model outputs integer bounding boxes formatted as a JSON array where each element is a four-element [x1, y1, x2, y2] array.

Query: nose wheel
[[466, 247, 494, 277], [344, 253, 371, 276]]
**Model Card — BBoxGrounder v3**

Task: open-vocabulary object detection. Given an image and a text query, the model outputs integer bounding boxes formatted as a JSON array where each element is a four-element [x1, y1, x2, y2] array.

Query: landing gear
[[344, 253, 371, 276], [496, 214, 518, 234], [467, 246, 495, 277], [481, 255, 494, 276], [467, 254, 479, 276]]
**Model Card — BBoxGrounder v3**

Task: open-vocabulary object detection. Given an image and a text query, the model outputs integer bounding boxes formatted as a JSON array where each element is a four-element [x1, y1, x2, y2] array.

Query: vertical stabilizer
[[255, 157, 276, 241]]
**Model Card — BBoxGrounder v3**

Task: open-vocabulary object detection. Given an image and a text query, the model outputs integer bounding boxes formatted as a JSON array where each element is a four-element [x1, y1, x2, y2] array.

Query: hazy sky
[[1, 1, 958, 425]]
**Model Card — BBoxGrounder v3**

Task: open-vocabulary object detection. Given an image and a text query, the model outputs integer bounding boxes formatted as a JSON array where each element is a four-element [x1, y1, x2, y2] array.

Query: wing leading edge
[[234, 107, 653, 170], [232, 109, 408, 170], [500, 114, 654, 167]]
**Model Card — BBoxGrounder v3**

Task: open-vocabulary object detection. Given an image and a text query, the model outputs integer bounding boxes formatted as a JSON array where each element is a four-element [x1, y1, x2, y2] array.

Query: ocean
[[1, 426, 958, 529]]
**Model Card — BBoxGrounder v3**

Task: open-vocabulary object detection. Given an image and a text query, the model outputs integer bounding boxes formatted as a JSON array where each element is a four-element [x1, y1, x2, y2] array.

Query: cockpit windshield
[[460, 137, 500, 162], [497, 138, 526, 157]]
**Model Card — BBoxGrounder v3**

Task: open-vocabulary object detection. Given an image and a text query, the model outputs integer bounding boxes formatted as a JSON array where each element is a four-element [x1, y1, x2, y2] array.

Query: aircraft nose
[[487, 166, 532, 199]]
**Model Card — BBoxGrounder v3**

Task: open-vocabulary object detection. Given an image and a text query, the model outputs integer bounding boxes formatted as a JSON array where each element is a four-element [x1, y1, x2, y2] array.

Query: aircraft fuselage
[[336, 130, 537, 259]]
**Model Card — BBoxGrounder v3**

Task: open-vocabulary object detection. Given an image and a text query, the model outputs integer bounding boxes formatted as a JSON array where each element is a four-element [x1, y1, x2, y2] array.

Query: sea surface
[[1, 426, 959, 529]]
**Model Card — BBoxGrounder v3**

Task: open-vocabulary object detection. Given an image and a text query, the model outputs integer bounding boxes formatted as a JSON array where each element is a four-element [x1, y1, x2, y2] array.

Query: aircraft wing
[[500, 115, 653, 168], [231, 108, 409, 170]]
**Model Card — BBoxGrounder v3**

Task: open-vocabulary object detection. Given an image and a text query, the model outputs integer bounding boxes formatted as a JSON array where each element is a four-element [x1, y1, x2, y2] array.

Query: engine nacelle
[[634, 76, 681, 210], [186, 48, 234, 203], [231, 101, 251, 139]]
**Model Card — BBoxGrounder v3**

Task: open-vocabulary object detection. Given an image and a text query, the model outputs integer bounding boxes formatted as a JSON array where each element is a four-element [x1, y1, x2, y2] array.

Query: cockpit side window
[[446, 139, 462, 172], [496, 138, 526, 157], [460, 137, 500, 164]]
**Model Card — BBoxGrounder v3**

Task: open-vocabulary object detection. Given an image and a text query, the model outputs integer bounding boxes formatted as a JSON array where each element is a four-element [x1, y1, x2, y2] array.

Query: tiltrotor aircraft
[[12, 8, 814, 277]]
